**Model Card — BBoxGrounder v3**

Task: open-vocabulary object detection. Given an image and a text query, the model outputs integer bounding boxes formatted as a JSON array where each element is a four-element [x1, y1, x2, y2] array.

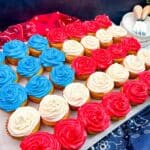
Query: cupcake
[[7, 106, 40, 139], [122, 80, 148, 105], [107, 25, 127, 43], [54, 119, 87, 150], [87, 72, 114, 99], [47, 27, 68, 49], [106, 63, 129, 87], [137, 49, 150, 70], [91, 49, 113, 71], [28, 34, 49, 57], [102, 92, 131, 120], [39, 95, 70, 126], [63, 83, 90, 109], [62, 40, 84, 63], [123, 55, 145, 78], [39, 47, 65, 72], [17, 56, 43, 79], [80, 35, 100, 56], [96, 29, 113, 48], [50, 64, 75, 89], [122, 37, 141, 54], [3, 40, 28, 65], [0, 83, 27, 112], [20, 132, 61, 150], [108, 43, 127, 63], [71, 56, 97, 80], [0, 51, 5, 64], [26, 75, 54, 103], [0, 64, 17, 89], [78, 102, 111, 134]]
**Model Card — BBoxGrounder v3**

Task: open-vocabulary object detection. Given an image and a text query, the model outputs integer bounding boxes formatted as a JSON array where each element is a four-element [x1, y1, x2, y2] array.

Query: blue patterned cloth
[[88, 105, 150, 150]]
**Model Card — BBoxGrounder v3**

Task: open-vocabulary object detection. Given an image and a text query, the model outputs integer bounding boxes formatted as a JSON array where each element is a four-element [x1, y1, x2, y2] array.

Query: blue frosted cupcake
[[3, 40, 28, 65], [0, 64, 17, 88], [39, 47, 65, 71], [28, 34, 49, 57], [50, 64, 75, 89], [0, 83, 27, 112], [26, 75, 54, 103], [0, 52, 5, 64], [17, 56, 43, 79]]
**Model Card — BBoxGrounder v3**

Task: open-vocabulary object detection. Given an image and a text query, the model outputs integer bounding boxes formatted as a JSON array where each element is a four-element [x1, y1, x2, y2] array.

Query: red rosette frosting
[[121, 37, 141, 52], [78, 102, 111, 133], [102, 92, 131, 118], [91, 49, 113, 70], [122, 80, 148, 105], [138, 71, 150, 91], [47, 27, 68, 43], [54, 119, 87, 150], [20, 132, 61, 150], [94, 14, 112, 28], [71, 56, 97, 76], [65, 20, 87, 39]]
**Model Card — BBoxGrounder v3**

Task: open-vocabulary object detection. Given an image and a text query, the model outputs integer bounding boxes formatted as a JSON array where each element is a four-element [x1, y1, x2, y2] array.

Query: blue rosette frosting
[[0, 52, 5, 64], [26, 75, 53, 99], [39, 47, 65, 67], [0, 64, 17, 88], [28, 34, 49, 51], [50, 64, 75, 87], [17, 56, 42, 78], [3, 40, 28, 59], [0, 83, 27, 112]]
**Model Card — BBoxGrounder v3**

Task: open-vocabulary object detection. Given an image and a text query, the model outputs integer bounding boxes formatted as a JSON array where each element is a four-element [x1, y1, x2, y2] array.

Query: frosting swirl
[[0, 51, 5, 63], [122, 80, 148, 105], [17, 56, 41, 78], [39, 48, 65, 67], [102, 92, 131, 118], [50, 64, 74, 87], [20, 132, 61, 150], [8, 106, 40, 137], [54, 119, 87, 150], [78, 102, 110, 133], [0, 83, 27, 112], [83, 21, 99, 33], [3, 40, 28, 59], [28, 34, 49, 51], [39, 95, 69, 122]]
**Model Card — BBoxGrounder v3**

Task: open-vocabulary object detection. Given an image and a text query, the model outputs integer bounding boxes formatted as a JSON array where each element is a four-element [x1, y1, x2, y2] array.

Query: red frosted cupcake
[[47, 27, 68, 49], [91, 49, 113, 70], [54, 119, 87, 150], [122, 80, 148, 105], [122, 37, 141, 55], [102, 92, 131, 120], [72, 56, 97, 80], [20, 132, 61, 150], [78, 102, 111, 134]]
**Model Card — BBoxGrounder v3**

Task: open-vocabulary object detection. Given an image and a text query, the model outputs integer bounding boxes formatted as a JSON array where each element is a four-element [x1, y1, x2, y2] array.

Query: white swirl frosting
[[8, 106, 40, 137], [137, 49, 150, 66], [39, 95, 69, 122], [62, 40, 84, 56], [80, 35, 100, 50], [63, 83, 90, 107], [106, 63, 129, 82], [123, 55, 145, 74], [87, 72, 114, 93]]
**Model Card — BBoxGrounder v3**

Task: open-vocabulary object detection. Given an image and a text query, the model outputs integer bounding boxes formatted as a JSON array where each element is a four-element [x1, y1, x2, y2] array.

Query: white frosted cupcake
[[96, 29, 113, 48], [137, 49, 150, 70], [80, 35, 100, 56], [123, 55, 145, 78], [39, 95, 70, 126], [62, 40, 84, 63], [63, 83, 90, 109], [106, 63, 129, 87], [7, 106, 40, 139], [87, 72, 114, 99]]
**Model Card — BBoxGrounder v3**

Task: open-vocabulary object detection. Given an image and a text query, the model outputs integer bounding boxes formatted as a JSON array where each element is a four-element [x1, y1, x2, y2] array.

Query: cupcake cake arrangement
[[0, 13, 150, 150]]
